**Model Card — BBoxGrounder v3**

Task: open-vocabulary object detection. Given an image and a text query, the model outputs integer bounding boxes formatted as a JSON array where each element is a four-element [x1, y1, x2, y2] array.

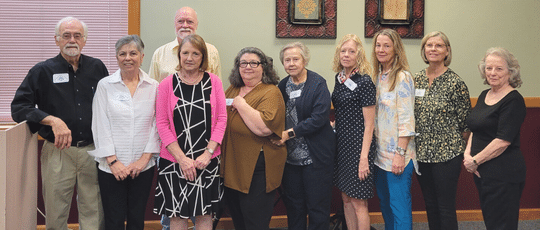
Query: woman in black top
[[463, 47, 526, 230]]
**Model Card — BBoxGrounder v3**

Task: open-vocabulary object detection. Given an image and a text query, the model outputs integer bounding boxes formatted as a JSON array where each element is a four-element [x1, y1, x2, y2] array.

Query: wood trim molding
[[470, 97, 540, 108], [127, 0, 140, 35], [37, 209, 540, 230]]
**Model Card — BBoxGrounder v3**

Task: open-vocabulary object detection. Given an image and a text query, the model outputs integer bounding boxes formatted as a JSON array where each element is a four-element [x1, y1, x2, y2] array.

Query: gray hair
[[115, 35, 145, 55], [279, 42, 310, 66], [55, 17, 88, 41], [478, 47, 522, 88], [228, 47, 280, 88]]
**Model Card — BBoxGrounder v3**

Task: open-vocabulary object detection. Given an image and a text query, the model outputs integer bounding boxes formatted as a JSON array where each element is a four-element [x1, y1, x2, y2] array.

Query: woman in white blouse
[[89, 35, 160, 230]]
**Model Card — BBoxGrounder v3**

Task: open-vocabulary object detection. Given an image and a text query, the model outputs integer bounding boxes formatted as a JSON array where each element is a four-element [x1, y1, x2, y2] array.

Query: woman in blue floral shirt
[[372, 29, 416, 230]]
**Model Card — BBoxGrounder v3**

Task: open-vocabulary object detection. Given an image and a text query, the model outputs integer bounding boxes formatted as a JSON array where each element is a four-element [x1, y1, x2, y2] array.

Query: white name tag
[[226, 98, 234, 106], [52, 73, 69, 83], [415, 89, 426, 97], [344, 78, 357, 91], [114, 92, 131, 101], [290, 90, 301, 99]]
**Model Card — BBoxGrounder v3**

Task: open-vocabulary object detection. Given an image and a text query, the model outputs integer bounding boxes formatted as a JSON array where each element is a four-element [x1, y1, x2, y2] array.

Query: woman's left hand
[[231, 95, 246, 111], [194, 151, 212, 170], [463, 154, 481, 177], [391, 154, 405, 175], [127, 153, 152, 179], [358, 158, 370, 180], [272, 130, 290, 146]]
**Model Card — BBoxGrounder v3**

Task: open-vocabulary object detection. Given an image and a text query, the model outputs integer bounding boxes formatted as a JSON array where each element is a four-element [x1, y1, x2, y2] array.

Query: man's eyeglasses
[[60, 33, 84, 41], [239, 61, 263, 68]]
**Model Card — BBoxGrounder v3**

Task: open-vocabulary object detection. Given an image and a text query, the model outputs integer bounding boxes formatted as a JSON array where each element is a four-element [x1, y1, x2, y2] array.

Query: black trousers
[[416, 154, 462, 230], [474, 176, 525, 230], [98, 167, 155, 230], [225, 152, 276, 230], [281, 163, 333, 230]]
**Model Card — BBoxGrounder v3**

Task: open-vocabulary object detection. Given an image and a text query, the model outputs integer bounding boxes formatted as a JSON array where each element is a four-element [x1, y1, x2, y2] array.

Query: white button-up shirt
[[89, 69, 160, 173]]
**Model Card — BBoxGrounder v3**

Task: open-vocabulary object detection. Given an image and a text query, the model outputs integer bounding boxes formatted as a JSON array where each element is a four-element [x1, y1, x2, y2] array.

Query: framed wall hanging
[[276, 0, 337, 39], [365, 0, 424, 38]]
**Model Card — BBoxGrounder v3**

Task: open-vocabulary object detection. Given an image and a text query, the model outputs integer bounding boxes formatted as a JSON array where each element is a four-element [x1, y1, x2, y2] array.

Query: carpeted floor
[[270, 219, 540, 230], [371, 219, 540, 230]]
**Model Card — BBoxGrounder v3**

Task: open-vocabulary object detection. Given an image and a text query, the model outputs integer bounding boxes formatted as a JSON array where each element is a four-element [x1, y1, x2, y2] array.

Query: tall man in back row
[[149, 6, 221, 81], [11, 17, 107, 230]]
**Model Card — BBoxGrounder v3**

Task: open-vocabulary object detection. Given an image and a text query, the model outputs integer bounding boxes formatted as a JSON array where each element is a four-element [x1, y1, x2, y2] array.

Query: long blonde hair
[[371, 29, 409, 91], [332, 34, 372, 78]]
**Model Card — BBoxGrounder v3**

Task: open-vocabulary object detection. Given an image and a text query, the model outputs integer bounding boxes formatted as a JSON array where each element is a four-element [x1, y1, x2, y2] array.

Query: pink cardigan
[[156, 72, 227, 162]]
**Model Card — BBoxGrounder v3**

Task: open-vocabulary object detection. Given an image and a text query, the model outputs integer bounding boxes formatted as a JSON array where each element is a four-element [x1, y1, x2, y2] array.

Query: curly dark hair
[[228, 47, 280, 87]]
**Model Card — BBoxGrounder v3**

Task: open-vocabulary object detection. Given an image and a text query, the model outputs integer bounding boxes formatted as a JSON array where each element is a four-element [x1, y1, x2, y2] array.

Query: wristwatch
[[288, 130, 295, 138], [108, 159, 118, 166], [205, 147, 214, 154], [396, 146, 407, 156]]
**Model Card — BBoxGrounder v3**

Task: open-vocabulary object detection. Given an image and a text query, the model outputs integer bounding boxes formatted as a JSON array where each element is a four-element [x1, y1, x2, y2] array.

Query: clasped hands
[[176, 151, 212, 181], [108, 154, 153, 181], [463, 154, 481, 177]]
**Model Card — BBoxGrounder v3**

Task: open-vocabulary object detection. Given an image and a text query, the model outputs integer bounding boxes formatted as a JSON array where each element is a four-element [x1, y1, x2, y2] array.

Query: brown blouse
[[221, 83, 287, 193]]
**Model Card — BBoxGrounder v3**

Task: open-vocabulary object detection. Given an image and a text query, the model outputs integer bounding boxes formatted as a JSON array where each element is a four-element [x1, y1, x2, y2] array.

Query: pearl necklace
[[179, 72, 202, 85]]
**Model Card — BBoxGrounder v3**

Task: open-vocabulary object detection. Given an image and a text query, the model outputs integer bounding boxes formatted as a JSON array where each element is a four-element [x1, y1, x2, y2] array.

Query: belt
[[73, 140, 93, 148]]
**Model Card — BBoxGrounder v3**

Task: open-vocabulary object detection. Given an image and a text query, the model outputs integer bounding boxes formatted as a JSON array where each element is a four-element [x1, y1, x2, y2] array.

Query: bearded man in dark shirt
[[11, 16, 108, 230]]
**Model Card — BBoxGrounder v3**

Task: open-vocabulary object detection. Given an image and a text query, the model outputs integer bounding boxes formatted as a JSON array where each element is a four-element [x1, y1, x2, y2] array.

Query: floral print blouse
[[414, 68, 471, 163], [375, 71, 416, 172]]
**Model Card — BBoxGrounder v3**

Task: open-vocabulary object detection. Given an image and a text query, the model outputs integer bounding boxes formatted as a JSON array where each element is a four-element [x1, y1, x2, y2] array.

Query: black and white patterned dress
[[332, 72, 377, 199], [154, 73, 222, 218]]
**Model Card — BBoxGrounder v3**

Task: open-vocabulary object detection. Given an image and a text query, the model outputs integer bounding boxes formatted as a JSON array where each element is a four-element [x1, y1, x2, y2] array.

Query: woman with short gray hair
[[463, 47, 526, 230], [274, 41, 335, 230], [89, 34, 160, 229]]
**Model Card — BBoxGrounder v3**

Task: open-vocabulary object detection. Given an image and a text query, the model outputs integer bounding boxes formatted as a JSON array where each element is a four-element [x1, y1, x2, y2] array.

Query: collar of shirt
[[108, 68, 154, 86], [54, 53, 87, 71], [172, 39, 180, 53]]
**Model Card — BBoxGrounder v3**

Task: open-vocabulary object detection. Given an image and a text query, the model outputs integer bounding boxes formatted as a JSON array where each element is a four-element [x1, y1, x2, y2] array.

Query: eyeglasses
[[60, 33, 84, 41], [239, 61, 263, 68]]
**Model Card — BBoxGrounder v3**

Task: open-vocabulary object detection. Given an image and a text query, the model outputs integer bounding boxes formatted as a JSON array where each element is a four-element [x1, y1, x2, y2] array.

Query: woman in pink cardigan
[[153, 34, 227, 230]]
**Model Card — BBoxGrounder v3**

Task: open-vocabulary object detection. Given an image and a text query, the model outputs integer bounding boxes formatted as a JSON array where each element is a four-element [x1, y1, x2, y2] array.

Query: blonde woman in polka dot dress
[[331, 34, 377, 230]]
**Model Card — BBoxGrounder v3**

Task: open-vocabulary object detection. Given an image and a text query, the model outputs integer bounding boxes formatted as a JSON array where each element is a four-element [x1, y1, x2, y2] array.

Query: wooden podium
[[0, 122, 38, 230]]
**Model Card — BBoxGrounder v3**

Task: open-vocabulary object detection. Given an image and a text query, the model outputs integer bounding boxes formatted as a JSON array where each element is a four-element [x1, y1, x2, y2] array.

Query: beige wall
[[140, 0, 540, 97]]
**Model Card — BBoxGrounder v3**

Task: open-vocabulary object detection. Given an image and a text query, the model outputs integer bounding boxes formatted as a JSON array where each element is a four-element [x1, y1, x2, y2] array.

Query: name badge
[[344, 78, 357, 91], [226, 98, 234, 106], [53, 73, 69, 83], [290, 90, 301, 99], [114, 92, 131, 101], [415, 89, 426, 97]]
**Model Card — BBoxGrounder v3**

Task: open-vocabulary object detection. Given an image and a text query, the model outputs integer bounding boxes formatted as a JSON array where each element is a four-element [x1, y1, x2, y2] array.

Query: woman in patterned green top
[[413, 31, 472, 230]]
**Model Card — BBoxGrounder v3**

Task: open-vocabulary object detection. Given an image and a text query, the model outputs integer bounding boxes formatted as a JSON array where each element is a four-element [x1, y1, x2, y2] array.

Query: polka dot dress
[[332, 73, 377, 199]]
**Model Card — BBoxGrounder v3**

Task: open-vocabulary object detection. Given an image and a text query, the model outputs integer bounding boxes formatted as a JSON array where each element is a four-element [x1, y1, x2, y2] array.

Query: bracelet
[[395, 146, 407, 156], [108, 159, 118, 166]]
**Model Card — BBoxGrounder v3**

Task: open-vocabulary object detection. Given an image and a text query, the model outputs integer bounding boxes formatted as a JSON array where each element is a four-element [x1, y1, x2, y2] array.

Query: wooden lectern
[[0, 121, 38, 230]]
